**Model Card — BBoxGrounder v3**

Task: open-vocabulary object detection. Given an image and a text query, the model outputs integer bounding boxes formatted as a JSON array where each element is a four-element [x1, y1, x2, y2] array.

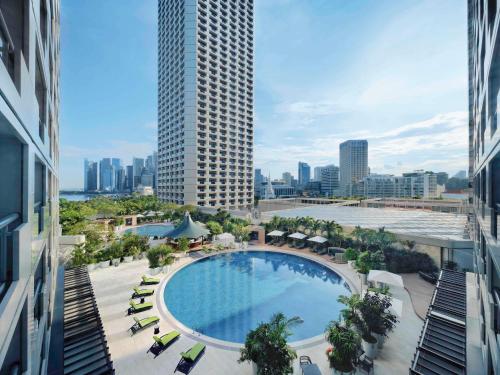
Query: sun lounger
[[180, 343, 206, 362], [316, 247, 328, 255], [132, 286, 154, 298], [130, 316, 159, 334], [128, 300, 153, 314], [141, 275, 160, 285], [296, 242, 306, 249], [153, 331, 180, 348]]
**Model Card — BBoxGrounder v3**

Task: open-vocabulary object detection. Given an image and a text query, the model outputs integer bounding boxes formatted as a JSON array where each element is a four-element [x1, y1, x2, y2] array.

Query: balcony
[[0, 213, 20, 303]]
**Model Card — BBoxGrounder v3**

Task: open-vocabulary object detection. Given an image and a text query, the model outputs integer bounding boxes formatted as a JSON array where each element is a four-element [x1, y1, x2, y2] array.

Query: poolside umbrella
[[307, 236, 328, 244], [362, 290, 403, 317], [368, 270, 404, 288], [288, 232, 307, 240], [267, 230, 285, 237], [166, 212, 210, 239], [136, 214, 145, 218]]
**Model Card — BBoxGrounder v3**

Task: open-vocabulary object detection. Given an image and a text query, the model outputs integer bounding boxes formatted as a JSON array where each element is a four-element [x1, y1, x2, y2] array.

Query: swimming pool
[[164, 251, 351, 343], [124, 224, 174, 237]]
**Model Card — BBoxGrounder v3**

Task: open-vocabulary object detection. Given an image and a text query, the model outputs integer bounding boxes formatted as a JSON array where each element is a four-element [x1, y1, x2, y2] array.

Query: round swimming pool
[[164, 251, 352, 343], [124, 224, 174, 237]]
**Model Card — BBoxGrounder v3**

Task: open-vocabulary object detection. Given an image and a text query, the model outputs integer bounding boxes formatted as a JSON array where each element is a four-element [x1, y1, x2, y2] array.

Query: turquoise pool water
[[164, 251, 351, 343], [124, 224, 174, 237]]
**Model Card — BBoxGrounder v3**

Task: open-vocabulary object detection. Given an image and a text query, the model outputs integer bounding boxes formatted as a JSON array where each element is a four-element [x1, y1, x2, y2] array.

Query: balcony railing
[[0, 8, 15, 82], [33, 202, 44, 235], [0, 213, 20, 302], [492, 203, 500, 239]]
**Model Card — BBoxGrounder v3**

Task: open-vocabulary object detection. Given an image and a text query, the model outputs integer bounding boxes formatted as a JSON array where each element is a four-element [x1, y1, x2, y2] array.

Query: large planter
[[112, 258, 121, 267], [374, 332, 386, 348], [87, 263, 97, 272], [162, 265, 171, 274], [150, 267, 162, 275], [123, 256, 134, 263], [251, 362, 258, 375], [99, 260, 110, 269], [358, 272, 368, 285], [362, 337, 378, 359], [347, 260, 355, 269]]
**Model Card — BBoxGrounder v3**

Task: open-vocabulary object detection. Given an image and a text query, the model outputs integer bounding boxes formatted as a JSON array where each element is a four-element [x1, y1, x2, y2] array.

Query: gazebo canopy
[[167, 212, 210, 239], [307, 236, 328, 244], [288, 232, 307, 240], [267, 230, 285, 237]]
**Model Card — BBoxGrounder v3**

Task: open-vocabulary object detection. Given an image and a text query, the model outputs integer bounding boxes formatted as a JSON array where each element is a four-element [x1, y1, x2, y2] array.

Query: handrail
[[0, 213, 19, 230], [0, 8, 15, 53]]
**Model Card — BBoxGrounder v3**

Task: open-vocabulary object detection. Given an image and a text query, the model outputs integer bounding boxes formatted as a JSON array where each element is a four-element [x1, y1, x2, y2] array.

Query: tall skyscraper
[[468, 1, 500, 370], [313, 166, 325, 181], [84, 160, 99, 192], [99, 158, 115, 192], [339, 140, 368, 196], [0, 1, 60, 373], [298, 162, 311, 186], [132, 157, 144, 189], [126, 165, 134, 192], [158, 0, 254, 210]]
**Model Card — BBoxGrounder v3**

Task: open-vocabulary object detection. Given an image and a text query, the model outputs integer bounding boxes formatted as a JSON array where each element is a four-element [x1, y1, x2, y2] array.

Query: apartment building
[[468, 0, 500, 372], [339, 140, 368, 196], [158, 0, 254, 210], [0, 1, 60, 374]]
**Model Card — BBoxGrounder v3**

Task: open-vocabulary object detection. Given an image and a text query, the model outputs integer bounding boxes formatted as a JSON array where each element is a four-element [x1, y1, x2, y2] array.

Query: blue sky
[[60, 0, 468, 189]]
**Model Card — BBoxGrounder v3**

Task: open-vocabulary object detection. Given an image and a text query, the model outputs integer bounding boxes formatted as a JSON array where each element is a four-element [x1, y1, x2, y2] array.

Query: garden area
[[60, 195, 253, 269]]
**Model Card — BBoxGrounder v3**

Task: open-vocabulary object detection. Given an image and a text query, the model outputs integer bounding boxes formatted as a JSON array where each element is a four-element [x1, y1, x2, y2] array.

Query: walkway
[[89, 246, 424, 374]]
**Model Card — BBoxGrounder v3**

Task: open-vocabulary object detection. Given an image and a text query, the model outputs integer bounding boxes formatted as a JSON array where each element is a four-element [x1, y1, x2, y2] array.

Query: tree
[[239, 313, 302, 375], [206, 221, 223, 236], [147, 244, 175, 268], [177, 237, 190, 253]]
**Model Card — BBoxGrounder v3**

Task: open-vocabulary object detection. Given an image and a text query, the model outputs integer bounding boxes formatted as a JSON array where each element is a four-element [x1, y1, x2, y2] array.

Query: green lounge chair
[[132, 286, 154, 298], [141, 275, 160, 285], [180, 343, 206, 363], [128, 300, 153, 314], [130, 316, 159, 334], [153, 330, 180, 348]]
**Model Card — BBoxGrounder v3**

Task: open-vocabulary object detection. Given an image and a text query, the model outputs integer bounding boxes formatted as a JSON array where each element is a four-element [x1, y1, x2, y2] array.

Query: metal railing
[[493, 203, 500, 240], [0, 8, 15, 81], [0, 213, 20, 301], [33, 202, 44, 235]]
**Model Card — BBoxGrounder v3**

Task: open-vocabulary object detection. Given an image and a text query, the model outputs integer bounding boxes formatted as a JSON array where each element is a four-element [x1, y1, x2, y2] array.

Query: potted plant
[[107, 241, 124, 267], [355, 251, 371, 284], [97, 249, 111, 268], [87, 255, 98, 272], [129, 245, 141, 260], [344, 248, 359, 269], [239, 313, 302, 375], [368, 293, 398, 348], [146, 246, 167, 275], [324, 321, 360, 374]]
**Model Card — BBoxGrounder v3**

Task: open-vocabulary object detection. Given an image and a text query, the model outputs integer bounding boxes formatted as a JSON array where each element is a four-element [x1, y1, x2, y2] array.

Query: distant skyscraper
[[339, 140, 368, 196], [158, 0, 254, 209], [263, 174, 276, 199], [85, 161, 99, 192], [255, 169, 264, 196], [132, 157, 144, 189], [84, 159, 89, 191], [99, 158, 115, 191], [298, 162, 311, 186], [320, 165, 339, 196], [282, 172, 293, 186], [126, 165, 134, 192], [313, 166, 325, 181]]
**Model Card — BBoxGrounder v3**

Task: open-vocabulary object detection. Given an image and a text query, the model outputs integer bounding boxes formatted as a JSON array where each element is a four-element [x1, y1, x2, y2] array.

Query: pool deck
[[89, 245, 426, 374]]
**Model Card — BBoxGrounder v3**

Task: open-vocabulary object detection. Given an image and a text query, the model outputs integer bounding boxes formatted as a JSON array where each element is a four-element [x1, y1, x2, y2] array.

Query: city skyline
[[59, 0, 467, 189]]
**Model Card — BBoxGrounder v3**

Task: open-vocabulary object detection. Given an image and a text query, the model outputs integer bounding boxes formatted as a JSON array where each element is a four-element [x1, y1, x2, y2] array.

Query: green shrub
[[345, 247, 359, 261], [147, 244, 175, 268], [383, 247, 437, 273], [177, 237, 190, 253]]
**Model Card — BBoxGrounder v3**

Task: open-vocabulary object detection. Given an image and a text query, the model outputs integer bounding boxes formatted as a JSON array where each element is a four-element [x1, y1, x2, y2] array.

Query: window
[[33, 250, 46, 326], [0, 301, 28, 374]]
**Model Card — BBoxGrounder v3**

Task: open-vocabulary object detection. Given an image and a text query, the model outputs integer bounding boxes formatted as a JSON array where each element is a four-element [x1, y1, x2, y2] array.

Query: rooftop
[[262, 205, 470, 244]]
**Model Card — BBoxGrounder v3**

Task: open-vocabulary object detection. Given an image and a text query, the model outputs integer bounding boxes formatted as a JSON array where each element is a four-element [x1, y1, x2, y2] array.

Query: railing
[[0, 213, 20, 302], [492, 204, 500, 240], [33, 202, 44, 235], [0, 8, 15, 82]]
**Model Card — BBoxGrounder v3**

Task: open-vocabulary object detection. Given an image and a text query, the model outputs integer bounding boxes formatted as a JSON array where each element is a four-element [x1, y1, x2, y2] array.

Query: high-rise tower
[[158, 0, 254, 210], [339, 140, 368, 196]]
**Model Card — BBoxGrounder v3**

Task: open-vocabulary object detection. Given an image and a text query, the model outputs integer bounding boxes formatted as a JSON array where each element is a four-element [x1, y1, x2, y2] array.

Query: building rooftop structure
[[262, 205, 470, 245]]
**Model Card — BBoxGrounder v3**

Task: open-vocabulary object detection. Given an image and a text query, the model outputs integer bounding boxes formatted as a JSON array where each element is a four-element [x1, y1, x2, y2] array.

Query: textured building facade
[[0, 1, 60, 373], [320, 165, 339, 196], [468, 0, 500, 371], [339, 140, 368, 196], [158, 0, 254, 210]]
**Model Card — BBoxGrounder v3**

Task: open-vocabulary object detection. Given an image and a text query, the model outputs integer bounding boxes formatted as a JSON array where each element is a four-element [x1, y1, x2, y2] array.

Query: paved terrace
[[90, 245, 428, 374]]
